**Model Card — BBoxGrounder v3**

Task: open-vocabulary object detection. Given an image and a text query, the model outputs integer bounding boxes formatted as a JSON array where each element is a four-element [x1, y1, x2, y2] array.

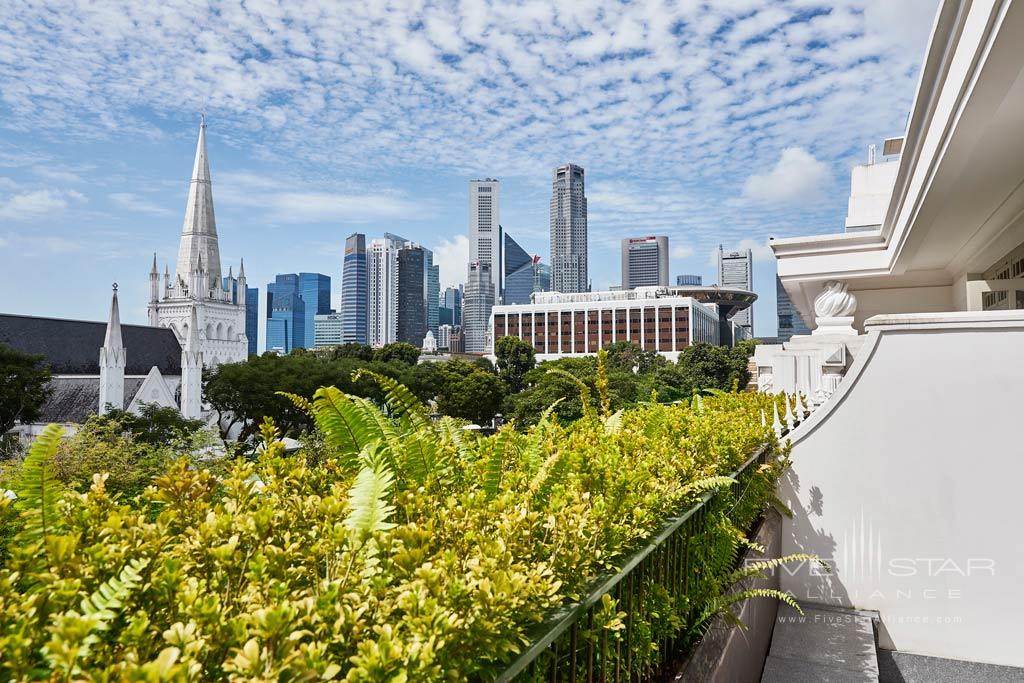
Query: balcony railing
[[493, 445, 774, 682]]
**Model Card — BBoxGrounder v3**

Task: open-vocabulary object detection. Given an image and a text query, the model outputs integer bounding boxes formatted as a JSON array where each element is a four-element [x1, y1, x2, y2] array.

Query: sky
[[0, 0, 940, 344]]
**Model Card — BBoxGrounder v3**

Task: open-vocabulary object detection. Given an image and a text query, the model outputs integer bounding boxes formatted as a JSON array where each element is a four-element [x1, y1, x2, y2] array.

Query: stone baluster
[[772, 400, 783, 439]]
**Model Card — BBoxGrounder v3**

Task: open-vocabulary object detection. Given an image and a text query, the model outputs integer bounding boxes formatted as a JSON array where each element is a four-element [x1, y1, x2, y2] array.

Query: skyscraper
[[396, 246, 427, 345], [341, 233, 368, 344], [676, 274, 703, 286], [440, 286, 462, 327], [463, 261, 494, 353], [266, 274, 302, 353], [368, 236, 400, 348], [776, 276, 811, 342], [299, 272, 331, 347], [314, 313, 344, 348], [424, 248, 440, 336], [621, 236, 669, 289], [504, 232, 550, 305], [469, 179, 502, 301], [245, 286, 258, 355], [717, 245, 753, 333], [550, 163, 588, 293]]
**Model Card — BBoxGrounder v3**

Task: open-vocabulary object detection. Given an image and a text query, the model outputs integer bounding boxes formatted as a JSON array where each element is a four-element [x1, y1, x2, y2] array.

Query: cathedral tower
[[99, 284, 126, 414]]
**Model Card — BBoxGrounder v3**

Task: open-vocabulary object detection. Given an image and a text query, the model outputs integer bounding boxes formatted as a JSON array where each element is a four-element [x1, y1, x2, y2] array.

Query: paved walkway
[[761, 602, 879, 682]]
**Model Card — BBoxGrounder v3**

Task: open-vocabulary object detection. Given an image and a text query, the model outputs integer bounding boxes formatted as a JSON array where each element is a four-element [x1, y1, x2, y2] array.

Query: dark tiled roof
[[0, 313, 182, 375], [38, 377, 149, 424]]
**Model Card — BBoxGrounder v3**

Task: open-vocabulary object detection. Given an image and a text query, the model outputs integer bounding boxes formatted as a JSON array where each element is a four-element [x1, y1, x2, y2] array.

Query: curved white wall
[[778, 311, 1024, 667]]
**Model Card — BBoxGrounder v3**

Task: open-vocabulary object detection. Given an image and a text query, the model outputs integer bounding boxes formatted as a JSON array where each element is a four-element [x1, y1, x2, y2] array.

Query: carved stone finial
[[112, 282, 118, 292], [814, 281, 856, 318]]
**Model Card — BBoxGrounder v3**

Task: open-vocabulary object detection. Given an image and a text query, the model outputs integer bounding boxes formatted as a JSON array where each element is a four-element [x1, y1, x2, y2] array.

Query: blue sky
[[0, 0, 939, 342]]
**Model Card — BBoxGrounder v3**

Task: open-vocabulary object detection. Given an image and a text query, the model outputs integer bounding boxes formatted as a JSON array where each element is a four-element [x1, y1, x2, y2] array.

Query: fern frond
[[352, 370, 432, 431], [546, 368, 594, 420], [344, 448, 397, 541], [725, 553, 819, 585], [482, 428, 519, 500], [522, 400, 561, 472], [306, 387, 381, 467], [531, 450, 569, 507], [276, 391, 313, 416], [603, 410, 623, 435], [689, 589, 801, 638], [14, 423, 66, 543], [80, 557, 151, 628], [437, 416, 474, 462], [595, 349, 611, 418], [678, 476, 736, 499]]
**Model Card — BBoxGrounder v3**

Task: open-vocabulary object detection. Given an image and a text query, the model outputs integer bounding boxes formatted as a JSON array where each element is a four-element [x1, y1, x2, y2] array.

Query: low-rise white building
[[758, 0, 1024, 668], [489, 286, 755, 361]]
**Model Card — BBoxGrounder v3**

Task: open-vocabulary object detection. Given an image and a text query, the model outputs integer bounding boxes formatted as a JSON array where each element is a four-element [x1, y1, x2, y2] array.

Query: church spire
[[99, 283, 126, 415], [175, 116, 222, 291]]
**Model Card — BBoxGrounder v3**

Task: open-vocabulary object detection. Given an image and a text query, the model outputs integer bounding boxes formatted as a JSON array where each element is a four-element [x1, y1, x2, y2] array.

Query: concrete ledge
[[675, 507, 782, 683]]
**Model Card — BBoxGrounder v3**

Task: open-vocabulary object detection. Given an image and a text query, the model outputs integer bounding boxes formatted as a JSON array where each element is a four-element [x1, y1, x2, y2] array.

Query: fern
[[725, 553, 820, 586], [546, 368, 595, 421], [344, 446, 397, 541], [595, 349, 611, 418], [295, 388, 381, 468], [689, 588, 802, 639], [482, 428, 519, 500], [14, 423, 66, 543], [80, 557, 151, 627], [678, 476, 736, 500], [352, 370, 431, 431], [531, 450, 569, 508]]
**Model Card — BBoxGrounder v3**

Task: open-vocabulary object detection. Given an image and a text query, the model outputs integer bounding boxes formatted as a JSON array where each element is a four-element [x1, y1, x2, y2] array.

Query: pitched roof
[[37, 377, 148, 424], [0, 313, 182, 375]]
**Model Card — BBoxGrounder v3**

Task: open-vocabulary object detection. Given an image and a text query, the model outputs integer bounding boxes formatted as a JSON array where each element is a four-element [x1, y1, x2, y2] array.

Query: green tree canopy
[[0, 343, 51, 434], [435, 371, 505, 426], [373, 342, 421, 365], [494, 336, 536, 392]]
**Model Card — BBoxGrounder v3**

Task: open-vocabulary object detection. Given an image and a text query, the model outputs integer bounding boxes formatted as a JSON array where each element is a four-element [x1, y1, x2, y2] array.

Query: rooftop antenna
[[868, 143, 877, 165]]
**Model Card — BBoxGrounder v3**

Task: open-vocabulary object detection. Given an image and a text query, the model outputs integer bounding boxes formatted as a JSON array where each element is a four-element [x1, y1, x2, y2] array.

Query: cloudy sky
[[0, 0, 939, 341]]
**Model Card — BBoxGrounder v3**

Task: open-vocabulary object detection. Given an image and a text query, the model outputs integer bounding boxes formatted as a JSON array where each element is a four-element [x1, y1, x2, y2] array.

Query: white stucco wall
[[777, 311, 1024, 667], [847, 285, 952, 331]]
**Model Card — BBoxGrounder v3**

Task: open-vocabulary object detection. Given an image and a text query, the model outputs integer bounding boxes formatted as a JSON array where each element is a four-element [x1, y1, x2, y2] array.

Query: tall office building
[[621, 236, 669, 289], [299, 272, 331, 347], [368, 235, 402, 347], [397, 246, 427, 345], [463, 261, 494, 353], [314, 313, 344, 348], [776, 276, 811, 342], [676, 274, 703, 286], [469, 179, 502, 301], [245, 287, 258, 355], [425, 249, 440, 336], [504, 232, 550, 305], [550, 163, 588, 293], [439, 286, 462, 327], [341, 233, 368, 344], [717, 245, 753, 333]]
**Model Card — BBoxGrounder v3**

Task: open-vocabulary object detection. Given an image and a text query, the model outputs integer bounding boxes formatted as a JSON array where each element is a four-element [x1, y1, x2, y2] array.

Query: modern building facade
[[147, 119, 247, 368], [775, 275, 810, 343], [313, 313, 344, 348], [341, 233, 368, 344], [396, 245, 427, 346], [504, 233, 551, 305], [621, 236, 669, 289], [367, 234, 404, 347], [437, 324, 453, 350], [266, 274, 305, 354], [245, 286, 258, 355], [299, 272, 331, 347], [425, 249, 440, 336], [469, 179, 502, 302], [717, 245, 753, 334], [550, 163, 588, 293], [676, 274, 703, 286], [439, 286, 462, 327], [463, 261, 494, 353], [490, 288, 731, 362]]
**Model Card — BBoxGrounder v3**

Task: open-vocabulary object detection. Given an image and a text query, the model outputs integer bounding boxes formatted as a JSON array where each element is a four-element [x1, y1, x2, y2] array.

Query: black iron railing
[[493, 445, 773, 683]]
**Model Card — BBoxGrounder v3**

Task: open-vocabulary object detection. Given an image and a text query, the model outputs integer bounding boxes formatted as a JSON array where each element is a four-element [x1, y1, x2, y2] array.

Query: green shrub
[[0, 370, 790, 680]]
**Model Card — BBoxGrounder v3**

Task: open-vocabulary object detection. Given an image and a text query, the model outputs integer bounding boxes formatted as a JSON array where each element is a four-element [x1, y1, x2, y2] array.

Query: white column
[[611, 307, 616, 343], [597, 309, 602, 349], [671, 305, 677, 350], [584, 310, 589, 352], [570, 310, 575, 354], [640, 306, 646, 349], [544, 313, 549, 355], [655, 305, 660, 351]]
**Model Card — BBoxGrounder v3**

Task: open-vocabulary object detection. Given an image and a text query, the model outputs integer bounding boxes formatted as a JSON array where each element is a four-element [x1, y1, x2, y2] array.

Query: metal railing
[[493, 445, 773, 683]]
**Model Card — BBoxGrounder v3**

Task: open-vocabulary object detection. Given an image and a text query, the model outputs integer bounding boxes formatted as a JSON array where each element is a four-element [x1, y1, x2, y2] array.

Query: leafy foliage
[[494, 335, 536, 393], [0, 342, 52, 434], [0, 379, 789, 680]]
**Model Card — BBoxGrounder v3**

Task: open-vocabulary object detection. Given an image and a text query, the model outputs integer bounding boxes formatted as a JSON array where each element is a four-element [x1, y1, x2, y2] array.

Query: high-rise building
[[463, 261, 494, 352], [299, 272, 331, 347], [469, 179, 502, 301], [245, 286, 258, 355], [266, 274, 304, 353], [621, 236, 669, 289], [424, 248, 440, 336], [440, 286, 462, 326], [550, 163, 588, 293], [676, 274, 703, 286], [341, 233, 368, 344], [148, 118, 247, 368], [368, 233, 405, 347], [504, 232, 550, 305], [314, 313, 344, 348], [397, 245, 427, 346], [776, 276, 811, 342], [717, 245, 753, 333]]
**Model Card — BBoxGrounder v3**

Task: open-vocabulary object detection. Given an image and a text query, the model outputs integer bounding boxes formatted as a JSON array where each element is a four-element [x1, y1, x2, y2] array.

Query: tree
[[331, 343, 374, 362], [494, 336, 536, 392], [373, 342, 420, 366], [503, 357, 599, 426], [676, 342, 753, 395], [100, 404, 206, 446], [435, 371, 505, 426], [603, 341, 666, 375], [0, 344, 51, 434]]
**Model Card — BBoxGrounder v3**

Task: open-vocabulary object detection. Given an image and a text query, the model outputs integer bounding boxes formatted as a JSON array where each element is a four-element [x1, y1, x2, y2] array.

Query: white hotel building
[[490, 286, 754, 361]]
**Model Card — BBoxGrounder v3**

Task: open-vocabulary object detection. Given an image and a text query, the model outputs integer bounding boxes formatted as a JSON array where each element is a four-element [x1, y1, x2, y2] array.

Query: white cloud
[[0, 189, 83, 220], [432, 234, 468, 288], [742, 147, 832, 206], [109, 192, 170, 215], [671, 243, 694, 259]]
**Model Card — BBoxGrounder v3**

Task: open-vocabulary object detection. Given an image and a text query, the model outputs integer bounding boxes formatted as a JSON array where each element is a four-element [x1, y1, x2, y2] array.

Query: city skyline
[[0, 1, 941, 345]]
